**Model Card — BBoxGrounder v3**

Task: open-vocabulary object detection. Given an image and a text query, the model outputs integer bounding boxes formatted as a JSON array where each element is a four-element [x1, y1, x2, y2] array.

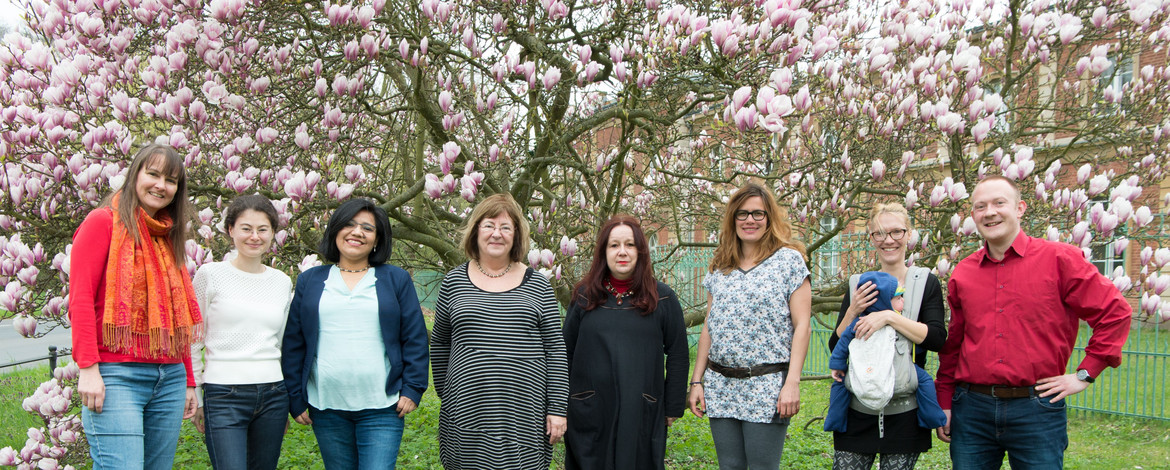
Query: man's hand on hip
[[1035, 373, 1090, 402]]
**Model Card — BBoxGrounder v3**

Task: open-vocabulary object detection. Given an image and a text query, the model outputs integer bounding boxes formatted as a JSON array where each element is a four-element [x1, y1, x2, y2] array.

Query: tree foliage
[[1, 0, 1169, 339]]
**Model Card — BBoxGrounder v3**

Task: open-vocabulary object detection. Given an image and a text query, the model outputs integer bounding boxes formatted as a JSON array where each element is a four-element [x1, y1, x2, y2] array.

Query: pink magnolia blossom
[[1134, 206, 1153, 228], [255, 127, 278, 144], [1141, 293, 1162, 317], [1076, 164, 1092, 185], [542, 67, 561, 90], [326, 182, 354, 200], [13, 314, 36, 337], [440, 174, 458, 194], [1091, 6, 1109, 28], [283, 172, 308, 201], [356, 6, 375, 28], [870, 160, 886, 181], [1087, 174, 1110, 197], [793, 85, 811, 111], [1154, 274, 1170, 296], [424, 174, 443, 199], [210, 0, 247, 22], [559, 235, 578, 257], [929, 185, 947, 207], [1113, 274, 1133, 293], [936, 112, 963, 134], [295, 126, 311, 150], [613, 62, 630, 83], [299, 254, 321, 273], [1156, 248, 1170, 269], [959, 217, 977, 237]]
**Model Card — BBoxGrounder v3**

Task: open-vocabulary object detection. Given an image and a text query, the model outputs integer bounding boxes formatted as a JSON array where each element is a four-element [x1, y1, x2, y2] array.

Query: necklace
[[338, 265, 369, 273], [475, 260, 512, 278], [605, 280, 634, 305]]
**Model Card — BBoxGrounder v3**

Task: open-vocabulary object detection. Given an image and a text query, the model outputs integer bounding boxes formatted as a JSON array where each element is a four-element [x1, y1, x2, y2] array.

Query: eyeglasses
[[479, 223, 514, 235], [344, 221, 376, 233], [869, 229, 907, 242], [734, 210, 768, 221]]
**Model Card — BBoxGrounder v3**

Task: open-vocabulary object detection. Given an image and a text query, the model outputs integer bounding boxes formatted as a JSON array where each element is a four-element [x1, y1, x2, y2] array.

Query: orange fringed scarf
[[101, 199, 203, 359]]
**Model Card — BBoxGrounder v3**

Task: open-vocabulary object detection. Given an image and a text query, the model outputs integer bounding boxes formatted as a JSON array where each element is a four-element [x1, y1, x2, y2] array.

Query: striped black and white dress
[[432, 263, 569, 470]]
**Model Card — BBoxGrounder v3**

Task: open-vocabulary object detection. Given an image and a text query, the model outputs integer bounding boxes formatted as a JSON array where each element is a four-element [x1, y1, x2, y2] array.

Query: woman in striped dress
[[432, 193, 569, 470]]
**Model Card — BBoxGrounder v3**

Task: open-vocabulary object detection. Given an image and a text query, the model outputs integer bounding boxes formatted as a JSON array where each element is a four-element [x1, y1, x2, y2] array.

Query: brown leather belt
[[708, 361, 788, 379], [963, 383, 1036, 399]]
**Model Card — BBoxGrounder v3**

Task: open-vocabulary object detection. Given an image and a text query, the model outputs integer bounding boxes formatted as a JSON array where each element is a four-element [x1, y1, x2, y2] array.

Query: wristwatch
[[1076, 369, 1095, 384]]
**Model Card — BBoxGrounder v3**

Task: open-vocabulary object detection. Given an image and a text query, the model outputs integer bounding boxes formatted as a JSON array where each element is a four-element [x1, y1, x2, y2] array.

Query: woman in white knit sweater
[[189, 195, 293, 470]]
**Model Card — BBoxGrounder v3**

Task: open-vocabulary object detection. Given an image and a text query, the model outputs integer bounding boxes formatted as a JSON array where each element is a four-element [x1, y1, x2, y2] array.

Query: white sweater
[[191, 261, 292, 404]]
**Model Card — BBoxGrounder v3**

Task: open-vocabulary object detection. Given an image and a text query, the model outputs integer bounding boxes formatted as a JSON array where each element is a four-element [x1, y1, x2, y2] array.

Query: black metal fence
[[0, 346, 64, 379]]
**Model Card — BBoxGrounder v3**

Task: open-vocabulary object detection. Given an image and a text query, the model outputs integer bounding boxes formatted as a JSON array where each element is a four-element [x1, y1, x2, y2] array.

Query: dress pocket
[[567, 390, 600, 437], [640, 392, 666, 460], [571, 391, 596, 400]]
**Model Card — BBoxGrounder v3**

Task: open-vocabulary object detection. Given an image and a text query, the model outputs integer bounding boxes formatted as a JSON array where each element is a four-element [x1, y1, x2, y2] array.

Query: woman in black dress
[[563, 215, 689, 470]]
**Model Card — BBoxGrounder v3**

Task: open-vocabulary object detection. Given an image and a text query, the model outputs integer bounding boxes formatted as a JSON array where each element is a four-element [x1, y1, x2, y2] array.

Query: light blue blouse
[[308, 267, 399, 411]]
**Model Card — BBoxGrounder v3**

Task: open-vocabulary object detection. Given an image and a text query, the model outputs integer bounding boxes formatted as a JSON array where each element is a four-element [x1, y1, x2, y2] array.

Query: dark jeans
[[950, 385, 1067, 469], [202, 382, 289, 470], [309, 405, 405, 470]]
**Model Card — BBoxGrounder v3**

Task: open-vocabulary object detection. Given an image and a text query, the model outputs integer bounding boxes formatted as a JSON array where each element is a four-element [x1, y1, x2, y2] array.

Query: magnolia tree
[[2, 0, 1170, 464], [1, 0, 1169, 353]]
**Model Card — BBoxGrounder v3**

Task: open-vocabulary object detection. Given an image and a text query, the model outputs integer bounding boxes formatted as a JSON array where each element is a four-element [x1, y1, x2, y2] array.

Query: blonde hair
[[709, 183, 807, 274], [460, 193, 531, 263], [868, 202, 913, 233]]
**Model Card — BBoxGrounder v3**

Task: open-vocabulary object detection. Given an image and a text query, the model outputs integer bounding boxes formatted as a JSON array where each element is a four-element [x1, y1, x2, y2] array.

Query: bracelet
[[689, 381, 703, 386]]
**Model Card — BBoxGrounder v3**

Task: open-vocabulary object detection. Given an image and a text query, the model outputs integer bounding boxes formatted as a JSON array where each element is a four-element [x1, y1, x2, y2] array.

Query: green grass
[[0, 366, 52, 448]]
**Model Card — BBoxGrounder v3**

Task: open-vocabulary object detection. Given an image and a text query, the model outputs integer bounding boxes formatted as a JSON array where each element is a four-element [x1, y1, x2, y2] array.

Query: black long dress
[[562, 281, 689, 470], [827, 272, 948, 454]]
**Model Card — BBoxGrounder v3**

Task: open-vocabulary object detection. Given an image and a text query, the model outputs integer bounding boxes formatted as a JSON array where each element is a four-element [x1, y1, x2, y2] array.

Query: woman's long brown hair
[[709, 182, 806, 274]]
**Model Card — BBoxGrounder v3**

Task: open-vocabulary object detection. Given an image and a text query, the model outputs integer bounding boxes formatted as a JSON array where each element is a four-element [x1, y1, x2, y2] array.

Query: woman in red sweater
[[69, 144, 203, 470]]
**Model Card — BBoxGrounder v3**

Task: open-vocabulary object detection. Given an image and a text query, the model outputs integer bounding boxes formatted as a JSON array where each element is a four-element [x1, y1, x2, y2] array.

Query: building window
[[1095, 55, 1134, 114], [1091, 239, 1126, 276]]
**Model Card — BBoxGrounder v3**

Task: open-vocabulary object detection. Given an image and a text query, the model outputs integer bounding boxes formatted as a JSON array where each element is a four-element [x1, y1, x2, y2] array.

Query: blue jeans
[[309, 405, 404, 470], [81, 362, 187, 470], [203, 382, 289, 470], [950, 385, 1067, 469]]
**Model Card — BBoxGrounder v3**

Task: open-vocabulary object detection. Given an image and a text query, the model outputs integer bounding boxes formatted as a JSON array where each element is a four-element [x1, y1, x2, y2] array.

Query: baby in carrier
[[824, 271, 947, 433]]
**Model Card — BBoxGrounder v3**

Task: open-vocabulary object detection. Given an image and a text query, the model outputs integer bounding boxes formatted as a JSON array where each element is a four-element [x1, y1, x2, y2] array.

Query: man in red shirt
[[935, 176, 1131, 469]]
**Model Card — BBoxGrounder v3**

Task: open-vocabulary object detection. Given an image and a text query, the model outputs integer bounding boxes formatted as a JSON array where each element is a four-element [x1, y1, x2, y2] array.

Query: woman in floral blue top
[[687, 182, 812, 470]]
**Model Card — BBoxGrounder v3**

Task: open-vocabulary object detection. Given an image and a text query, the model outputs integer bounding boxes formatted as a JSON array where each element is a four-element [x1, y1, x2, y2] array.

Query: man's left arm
[[1036, 250, 1132, 401]]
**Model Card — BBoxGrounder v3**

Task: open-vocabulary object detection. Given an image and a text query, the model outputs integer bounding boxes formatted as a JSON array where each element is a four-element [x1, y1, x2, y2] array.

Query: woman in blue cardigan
[[281, 198, 429, 470]]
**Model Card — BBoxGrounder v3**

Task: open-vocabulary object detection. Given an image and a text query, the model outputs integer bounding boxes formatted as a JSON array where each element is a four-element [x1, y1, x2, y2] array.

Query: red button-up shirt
[[936, 231, 1131, 409]]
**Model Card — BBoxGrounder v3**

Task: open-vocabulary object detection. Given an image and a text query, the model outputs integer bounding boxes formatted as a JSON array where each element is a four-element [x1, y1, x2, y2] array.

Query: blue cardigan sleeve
[[281, 270, 311, 417]]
